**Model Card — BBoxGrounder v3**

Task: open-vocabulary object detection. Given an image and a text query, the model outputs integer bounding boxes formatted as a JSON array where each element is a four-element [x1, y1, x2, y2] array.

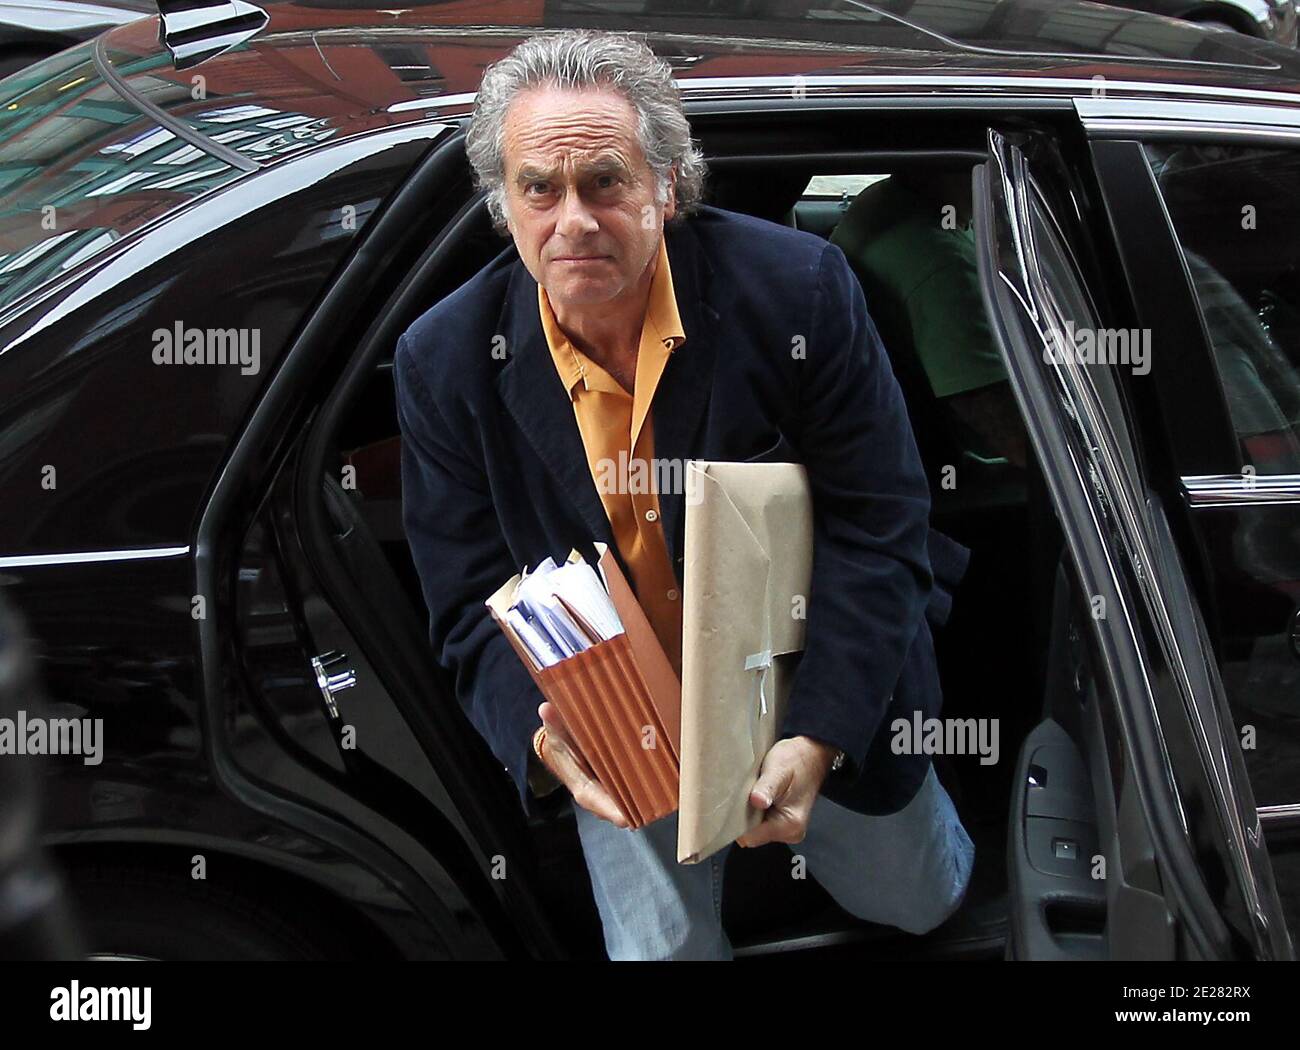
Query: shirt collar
[[538, 234, 686, 400], [646, 232, 686, 355]]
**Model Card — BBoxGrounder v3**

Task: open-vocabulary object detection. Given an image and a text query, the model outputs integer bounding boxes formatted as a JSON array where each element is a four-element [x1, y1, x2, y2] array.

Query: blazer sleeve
[[393, 333, 546, 817], [777, 241, 935, 777]]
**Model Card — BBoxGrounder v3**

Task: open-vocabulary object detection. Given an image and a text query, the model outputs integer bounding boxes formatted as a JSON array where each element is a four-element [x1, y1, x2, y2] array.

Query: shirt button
[[667, 589, 679, 601], [644, 509, 659, 523]]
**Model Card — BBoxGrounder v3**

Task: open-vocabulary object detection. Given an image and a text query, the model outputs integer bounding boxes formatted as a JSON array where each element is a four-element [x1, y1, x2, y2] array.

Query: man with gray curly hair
[[395, 28, 974, 960]]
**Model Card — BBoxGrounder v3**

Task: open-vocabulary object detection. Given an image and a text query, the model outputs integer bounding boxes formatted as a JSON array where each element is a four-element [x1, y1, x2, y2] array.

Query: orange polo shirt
[[538, 235, 685, 678]]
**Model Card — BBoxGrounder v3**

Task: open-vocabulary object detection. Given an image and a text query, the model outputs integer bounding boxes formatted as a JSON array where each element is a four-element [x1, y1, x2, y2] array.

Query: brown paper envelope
[[677, 461, 813, 864]]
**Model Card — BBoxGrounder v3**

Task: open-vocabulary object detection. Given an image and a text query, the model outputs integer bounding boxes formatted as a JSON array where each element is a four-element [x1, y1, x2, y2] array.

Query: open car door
[[974, 129, 1293, 961]]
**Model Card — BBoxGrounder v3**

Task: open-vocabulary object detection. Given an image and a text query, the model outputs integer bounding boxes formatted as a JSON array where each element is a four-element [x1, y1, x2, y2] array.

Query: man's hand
[[735, 735, 839, 848], [535, 701, 632, 829]]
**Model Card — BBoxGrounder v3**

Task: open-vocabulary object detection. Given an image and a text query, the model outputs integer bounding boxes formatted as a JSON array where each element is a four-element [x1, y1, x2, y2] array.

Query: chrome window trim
[[389, 90, 1078, 117], [372, 72, 1300, 116], [1077, 95, 1300, 129], [1182, 474, 1300, 507], [0, 546, 190, 568], [676, 74, 1300, 108], [1077, 97, 1300, 145], [1260, 804, 1300, 828], [1089, 123, 1300, 146]]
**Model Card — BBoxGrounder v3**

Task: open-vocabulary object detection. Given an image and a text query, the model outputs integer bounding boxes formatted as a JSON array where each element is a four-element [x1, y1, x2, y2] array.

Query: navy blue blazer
[[394, 204, 969, 820]]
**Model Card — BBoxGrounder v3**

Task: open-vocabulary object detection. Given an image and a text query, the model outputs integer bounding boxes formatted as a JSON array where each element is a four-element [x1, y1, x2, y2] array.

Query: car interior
[[306, 132, 1092, 959]]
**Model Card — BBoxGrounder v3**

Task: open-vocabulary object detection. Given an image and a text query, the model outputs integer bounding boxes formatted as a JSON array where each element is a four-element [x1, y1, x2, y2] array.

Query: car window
[[1145, 142, 1300, 475], [802, 174, 888, 199], [0, 42, 245, 316], [1027, 180, 1141, 489]]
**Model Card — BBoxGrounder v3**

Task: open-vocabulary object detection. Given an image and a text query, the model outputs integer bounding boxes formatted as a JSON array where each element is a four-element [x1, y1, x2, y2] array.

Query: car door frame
[[188, 120, 578, 960], [974, 126, 1293, 959], [1080, 95, 1300, 836]]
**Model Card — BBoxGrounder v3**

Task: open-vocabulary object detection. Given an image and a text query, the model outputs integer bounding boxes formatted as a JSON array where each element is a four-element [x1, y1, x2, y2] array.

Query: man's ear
[[664, 164, 678, 221], [500, 191, 515, 236]]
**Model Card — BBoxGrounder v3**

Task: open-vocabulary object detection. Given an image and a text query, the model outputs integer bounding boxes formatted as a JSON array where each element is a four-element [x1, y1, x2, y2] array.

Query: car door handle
[[311, 651, 356, 719]]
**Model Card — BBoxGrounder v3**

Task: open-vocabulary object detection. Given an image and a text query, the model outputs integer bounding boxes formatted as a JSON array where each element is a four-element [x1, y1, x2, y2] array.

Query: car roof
[[90, 0, 1300, 171]]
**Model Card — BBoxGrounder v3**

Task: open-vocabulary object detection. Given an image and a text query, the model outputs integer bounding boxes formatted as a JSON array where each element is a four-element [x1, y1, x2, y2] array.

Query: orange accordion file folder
[[485, 544, 681, 829]]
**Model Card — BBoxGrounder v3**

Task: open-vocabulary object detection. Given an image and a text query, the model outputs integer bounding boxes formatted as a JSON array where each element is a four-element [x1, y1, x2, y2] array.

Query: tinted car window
[[1146, 143, 1300, 475], [1147, 142, 1300, 815], [0, 42, 243, 315]]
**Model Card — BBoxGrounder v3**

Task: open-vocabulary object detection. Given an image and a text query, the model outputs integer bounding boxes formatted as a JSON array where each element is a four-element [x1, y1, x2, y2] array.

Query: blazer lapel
[[495, 259, 615, 548], [653, 217, 719, 568], [494, 218, 720, 571]]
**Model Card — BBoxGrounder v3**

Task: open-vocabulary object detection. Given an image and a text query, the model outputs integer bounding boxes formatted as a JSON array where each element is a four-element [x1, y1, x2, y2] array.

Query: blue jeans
[[571, 762, 975, 960]]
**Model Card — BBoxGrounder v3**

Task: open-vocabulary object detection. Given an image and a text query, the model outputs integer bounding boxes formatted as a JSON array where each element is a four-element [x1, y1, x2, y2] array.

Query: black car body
[[1, 0, 1299, 960]]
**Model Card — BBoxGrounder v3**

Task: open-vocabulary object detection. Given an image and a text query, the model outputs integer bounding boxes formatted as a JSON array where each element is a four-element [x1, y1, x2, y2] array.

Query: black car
[[1, 0, 1299, 961]]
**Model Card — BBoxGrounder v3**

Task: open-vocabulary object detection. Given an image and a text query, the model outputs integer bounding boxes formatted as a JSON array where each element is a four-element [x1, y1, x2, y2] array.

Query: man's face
[[501, 84, 676, 308]]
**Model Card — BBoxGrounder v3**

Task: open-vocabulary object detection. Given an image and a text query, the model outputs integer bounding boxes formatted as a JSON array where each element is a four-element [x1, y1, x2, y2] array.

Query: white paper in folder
[[677, 461, 814, 864]]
